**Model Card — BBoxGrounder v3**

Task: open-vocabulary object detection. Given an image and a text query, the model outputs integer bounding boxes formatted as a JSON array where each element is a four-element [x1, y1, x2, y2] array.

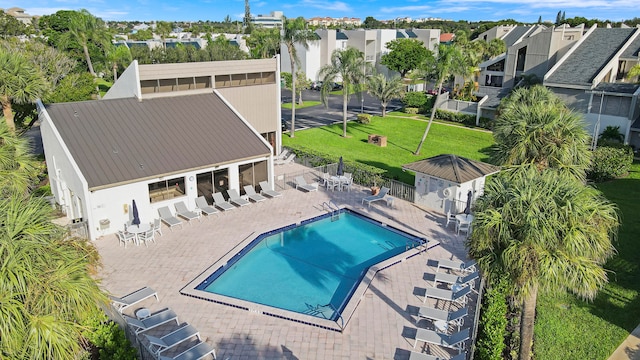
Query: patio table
[[126, 223, 151, 246]]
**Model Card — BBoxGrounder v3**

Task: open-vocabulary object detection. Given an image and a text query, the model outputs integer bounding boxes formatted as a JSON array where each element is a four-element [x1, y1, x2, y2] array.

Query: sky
[[2, 0, 639, 24]]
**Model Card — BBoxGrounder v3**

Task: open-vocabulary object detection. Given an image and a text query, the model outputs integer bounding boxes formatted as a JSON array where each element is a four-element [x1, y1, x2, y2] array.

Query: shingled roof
[[501, 26, 533, 47], [44, 92, 271, 190], [545, 28, 637, 87], [402, 154, 501, 184]]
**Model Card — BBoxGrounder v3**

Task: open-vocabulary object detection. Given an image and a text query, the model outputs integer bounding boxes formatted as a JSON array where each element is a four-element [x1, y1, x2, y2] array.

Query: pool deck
[[95, 163, 476, 359]]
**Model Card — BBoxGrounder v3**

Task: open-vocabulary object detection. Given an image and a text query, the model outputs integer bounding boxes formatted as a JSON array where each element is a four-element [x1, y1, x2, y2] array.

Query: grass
[[282, 115, 494, 184], [281, 101, 321, 110], [534, 162, 640, 359], [95, 78, 112, 98]]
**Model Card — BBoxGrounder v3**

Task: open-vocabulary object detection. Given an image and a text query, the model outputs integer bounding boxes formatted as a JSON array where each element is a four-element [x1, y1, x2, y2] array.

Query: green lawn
[[282, 115, 494, 184], [535, 162, 640, 359], [281, 101, 322, 110]]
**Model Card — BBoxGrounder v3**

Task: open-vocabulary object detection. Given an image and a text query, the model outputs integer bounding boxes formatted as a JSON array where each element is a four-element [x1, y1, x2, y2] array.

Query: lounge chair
[[275, 153, 296, 165], [227, 189, 250, 207], [174, 201, 202, 223], [158, 206, 183, 231], [124, 308, 179, 334], [145, 324, 200, 356], [294, 176, 318, 192], [413, 327, 470, 351], [409, 351, 467, 360], [416, 305, 468, 330], [259, 181, 282, 198], [276, 148, 290, 160], [436, 259, 477, 274], [243, 185, 267, 203], [195, 196, 219, 217], [361, 186, 390, 208], [110, 287, 158, 313], [158, 341, 217, 360], [423, 284, 471, 305], [433, 271, 479, 288], [212, 192, 235, 211]]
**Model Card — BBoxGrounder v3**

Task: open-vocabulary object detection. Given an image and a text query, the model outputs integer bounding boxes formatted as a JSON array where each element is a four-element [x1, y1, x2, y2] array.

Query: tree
[[155, 21, 173, 49], [0, 49, 47, 132], [627, 64, 640, 82], [243, 0, 253, 34], [246, 28, 280, 59], [318, 47, 370, 137], [205, 36, 246, 61], [555, 11, 562, 25], [295, 70, 311, 104], [537, 16, 542, 24], [467, 168, 618, 360], [281, 16, 316, 138], [414, 44, 466, 154], [493, 85, 592, 181], [43, 72, 97, 103], [0, 120, 40, 194], [0, 10, 28, 38], [367, 74, 404, 117], [59, 9, 112, 77], [105, 44, 132, 81], [363, 16, 382, 29], [380, 38, 430, 78]]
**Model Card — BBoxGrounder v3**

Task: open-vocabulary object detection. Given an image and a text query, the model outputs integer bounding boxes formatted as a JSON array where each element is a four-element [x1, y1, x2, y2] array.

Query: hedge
[[587, 145, 634, 182], [435, 109, 493, 130], [357, 113, 372, 124], [475, 279, 509, 360]]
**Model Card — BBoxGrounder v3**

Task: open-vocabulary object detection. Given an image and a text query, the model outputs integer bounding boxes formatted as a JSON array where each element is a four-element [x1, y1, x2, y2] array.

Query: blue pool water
[[196, 210, 423, 322]]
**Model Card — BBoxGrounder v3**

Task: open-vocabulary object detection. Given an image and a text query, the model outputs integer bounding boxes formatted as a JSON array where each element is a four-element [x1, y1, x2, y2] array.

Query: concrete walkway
[[608, 324, 640, 360]]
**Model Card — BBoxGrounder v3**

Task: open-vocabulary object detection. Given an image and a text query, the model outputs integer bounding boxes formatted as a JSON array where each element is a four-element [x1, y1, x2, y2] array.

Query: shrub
[[357, 113, 372, 124], [587, 145, 633, 182], [475, 279, 509, 360], [598, 125, 624, 144], [33, 184, 52, 197], [404, 107, 419, 114], [82, 310, 138, 360], [435, 109, 476, 126], [402, 91, 428, 108]]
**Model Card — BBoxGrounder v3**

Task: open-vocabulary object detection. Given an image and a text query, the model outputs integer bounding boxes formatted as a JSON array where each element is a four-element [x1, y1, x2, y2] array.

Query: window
[[148, 177, 186, 203], [516, 47, 527, 72], [239, 161, 268, 195], [487, 59, 505, 72]]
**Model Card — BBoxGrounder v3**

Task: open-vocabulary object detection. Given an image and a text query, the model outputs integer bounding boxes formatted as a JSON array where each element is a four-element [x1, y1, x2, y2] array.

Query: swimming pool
[[182, 208, 426, 331]]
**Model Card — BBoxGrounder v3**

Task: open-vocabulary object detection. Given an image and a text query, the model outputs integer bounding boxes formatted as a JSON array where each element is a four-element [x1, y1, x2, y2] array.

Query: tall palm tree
[[414, 44, 465, 154], [318, 47, 370, 137], [155, 21, 173, 49], [105, 44, 132, 81], [0, 49, 47, 132], [281, 16, 316, 137], [493, 85, 591, 181], [60, 9, 111, 77], [367, 74, 404, 117], [0, 120, 40, 194], [467, 168, 618, 360]]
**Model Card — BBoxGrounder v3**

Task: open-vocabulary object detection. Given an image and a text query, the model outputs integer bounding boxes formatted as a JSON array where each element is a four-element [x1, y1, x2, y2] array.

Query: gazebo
[[402, 154, 501, 213]]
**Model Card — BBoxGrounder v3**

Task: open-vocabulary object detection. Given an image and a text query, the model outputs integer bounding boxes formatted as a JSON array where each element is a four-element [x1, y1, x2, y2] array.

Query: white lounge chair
[[243, 185, 267, 203], [259, 181, 282, 198], [158, 206, 183, 231], [424, 284, 471, 305], [275, 153, 296, 165], [124, 308, 179, 334], [416, 305, 468, 330], [413, 327, 470, 351], [361, 186, 390, 207], [212, 192, 235, 211], [159, 341, 217, 360], [434, 271, 479, 288], [145, 324, 200, 356], [275, 148, 290, 160], [110, 287, 158, 313], [195, 196, 219, 217], [409, 351, 467, 360], [436, 259, 477, 274], [294, 176, 318, 192], [174, 201, 201, 224], [227, 189, 250, 207]]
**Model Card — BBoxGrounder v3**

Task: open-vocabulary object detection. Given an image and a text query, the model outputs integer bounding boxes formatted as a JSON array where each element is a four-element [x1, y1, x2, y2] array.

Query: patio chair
[[457, 221, 471, 236], [195, 196, 220, 217], [436, 259, 477, 274], [110, 287, 158, 313], [259, 181, 282, 198], [294, 176, 318, 192], [174, 201, 202, 224], [444, 210, 456, 228], [117, 230, 136, 248], [152, 218, 163, 237], [274, 153, 296, 165], [227, 189, 250, 207], [408, 351, 467, 360], [145, 324, 200, 356], [158, 341, 217, 360], [412, 327, 470, 351], [416, 305, 468, 330], [212, 192, 235, 211], [423, 284, 471, 305], [158, 206, 183, 231], [138, 229, 156, 247], [321, 173, 338, 191], [275, 148, 290, 160], [361, 186, 390, 208], [243, 185, 267, 203], [434, 271, 479, 288], [340, 176, 353, 192], [124, 308, 179, 334]]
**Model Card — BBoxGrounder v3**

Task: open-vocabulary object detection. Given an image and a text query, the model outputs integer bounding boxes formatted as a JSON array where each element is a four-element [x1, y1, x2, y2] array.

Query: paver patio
[[95, 164, 475, 359]]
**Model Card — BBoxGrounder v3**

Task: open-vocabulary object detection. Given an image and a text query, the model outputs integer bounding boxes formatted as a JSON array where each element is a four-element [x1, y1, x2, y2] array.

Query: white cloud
[[294, 0, 352, 12]]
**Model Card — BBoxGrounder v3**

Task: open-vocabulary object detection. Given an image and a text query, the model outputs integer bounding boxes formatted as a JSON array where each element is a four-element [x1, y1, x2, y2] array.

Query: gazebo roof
[[402, 154, 501, 184]]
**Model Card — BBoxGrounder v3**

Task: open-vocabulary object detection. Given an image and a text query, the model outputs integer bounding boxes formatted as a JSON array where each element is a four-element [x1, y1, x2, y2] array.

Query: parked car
[[310, 81, 323, 91], [331, 82, 343, 91]]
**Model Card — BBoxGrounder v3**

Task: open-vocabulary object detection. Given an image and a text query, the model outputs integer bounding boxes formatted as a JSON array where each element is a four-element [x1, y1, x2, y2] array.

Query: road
[[281, 89, 403, 131]]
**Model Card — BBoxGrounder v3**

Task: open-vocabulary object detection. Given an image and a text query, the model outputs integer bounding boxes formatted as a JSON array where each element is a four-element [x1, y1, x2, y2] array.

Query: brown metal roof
[[45, 92, 271, 190], [403, 154, 501, 184]]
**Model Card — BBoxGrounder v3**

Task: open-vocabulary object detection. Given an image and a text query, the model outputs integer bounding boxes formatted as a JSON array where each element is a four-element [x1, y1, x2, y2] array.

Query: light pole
[[361, 97, 364, 113]]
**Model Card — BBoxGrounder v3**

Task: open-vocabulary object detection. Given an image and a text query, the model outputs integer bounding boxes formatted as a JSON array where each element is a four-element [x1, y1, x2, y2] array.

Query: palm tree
[[367, 74, 404, 117], [156, 21, 173, 49], [318, 47, 370, 137], [105, 44, 132, 82], [414, 44, 466, 154], [493, 85, 591, 181], [60, 9, 111, 77], [0, 120, 40, 194], [467, 168, 618, 360], [0, 49, 47, 132], [281, 16, 316, 137]]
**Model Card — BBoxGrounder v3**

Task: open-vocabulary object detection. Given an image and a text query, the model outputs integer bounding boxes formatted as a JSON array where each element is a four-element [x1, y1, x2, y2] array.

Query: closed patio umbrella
[[337, 156, 344, 176], [464, 191, 472, 215], [131, 200, 141, 227]]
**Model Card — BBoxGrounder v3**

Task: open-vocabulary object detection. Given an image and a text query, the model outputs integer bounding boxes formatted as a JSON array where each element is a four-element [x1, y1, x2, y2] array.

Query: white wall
[[103, 60, 141, 100], [413, 173, 487, 214]]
